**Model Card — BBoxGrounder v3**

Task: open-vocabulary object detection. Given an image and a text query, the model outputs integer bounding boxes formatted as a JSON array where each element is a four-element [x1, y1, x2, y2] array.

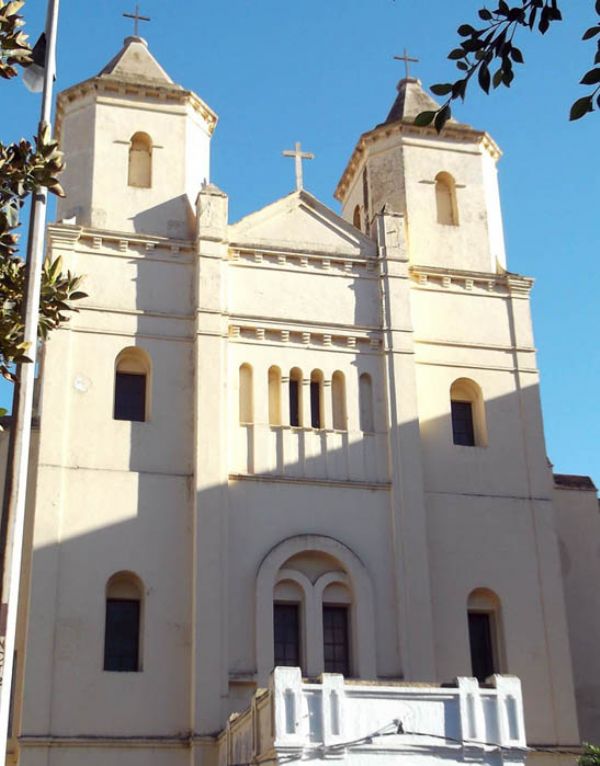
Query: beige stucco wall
[[554, 481, 600, 743]]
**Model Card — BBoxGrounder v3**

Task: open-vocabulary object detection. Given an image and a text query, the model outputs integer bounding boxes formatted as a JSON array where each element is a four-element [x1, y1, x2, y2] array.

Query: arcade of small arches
[[239, 365, 376, 434]]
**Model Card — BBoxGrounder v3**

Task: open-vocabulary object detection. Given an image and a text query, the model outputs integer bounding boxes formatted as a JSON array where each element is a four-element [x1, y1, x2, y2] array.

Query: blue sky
[[4, 0, 599, 482]]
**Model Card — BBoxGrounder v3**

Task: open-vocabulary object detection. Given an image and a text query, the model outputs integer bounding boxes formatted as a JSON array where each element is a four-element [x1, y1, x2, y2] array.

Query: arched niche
[[435, 171, 459, 226], [128, 132, 152, 188]]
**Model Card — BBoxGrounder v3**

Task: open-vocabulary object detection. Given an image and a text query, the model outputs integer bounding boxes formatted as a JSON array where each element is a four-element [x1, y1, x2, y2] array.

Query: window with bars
[[104, 598, 140, 672], [114, 372, 146, 422], [451, 400, 475, 446], [274, 603, 301, 668], [468, 611, 496, 682], [323, 605, 350, 676]]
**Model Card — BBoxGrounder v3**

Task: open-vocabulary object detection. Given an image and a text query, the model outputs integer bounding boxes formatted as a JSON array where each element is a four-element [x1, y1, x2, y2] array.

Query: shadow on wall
[[132, 194, 195, 239], [9, 372, 586, 749]]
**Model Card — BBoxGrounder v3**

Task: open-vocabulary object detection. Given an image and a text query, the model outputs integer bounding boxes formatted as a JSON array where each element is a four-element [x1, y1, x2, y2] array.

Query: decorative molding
[[228, 246, 378, 278], [228, 323, 382, 352], [410, 265, 533, 298]]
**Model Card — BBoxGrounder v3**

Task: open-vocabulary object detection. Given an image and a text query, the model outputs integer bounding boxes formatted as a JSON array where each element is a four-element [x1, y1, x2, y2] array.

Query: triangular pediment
[[229, 190, 377, 258]]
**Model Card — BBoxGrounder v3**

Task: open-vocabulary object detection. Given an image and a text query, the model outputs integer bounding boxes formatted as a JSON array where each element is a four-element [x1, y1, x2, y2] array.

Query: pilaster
[[192, 184, 230, 735], [376, 208, 436, 681]]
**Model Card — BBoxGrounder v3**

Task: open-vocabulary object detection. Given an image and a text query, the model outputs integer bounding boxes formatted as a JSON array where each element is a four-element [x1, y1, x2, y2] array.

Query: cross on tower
[[282, 142, 315, 191], [393, 48, 419, 80], [123, 3, 151, 37]]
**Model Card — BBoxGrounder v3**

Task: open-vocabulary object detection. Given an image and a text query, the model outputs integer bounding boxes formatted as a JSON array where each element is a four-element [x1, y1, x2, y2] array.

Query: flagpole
[[0, 0, 60, 756]]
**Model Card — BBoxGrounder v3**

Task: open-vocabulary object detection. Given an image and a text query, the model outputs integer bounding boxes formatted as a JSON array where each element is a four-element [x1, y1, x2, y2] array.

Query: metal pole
[[0, 0, 60, 755]]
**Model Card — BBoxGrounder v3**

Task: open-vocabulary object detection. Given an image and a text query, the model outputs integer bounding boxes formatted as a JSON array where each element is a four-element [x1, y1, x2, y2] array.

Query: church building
[[4, 32, 599, 766]]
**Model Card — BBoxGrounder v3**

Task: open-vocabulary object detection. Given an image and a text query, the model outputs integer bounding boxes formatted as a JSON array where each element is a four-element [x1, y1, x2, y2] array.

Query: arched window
[[450, 378, 487, 447], [353, 205, 362, 231], [359, 373, 374, 432], [310, 370, 323, 429], [128, 132, 152, 188], [114, 347, 151, 422], [273, 578, 304, 671], [271, 549, 354, 677], [256, 535, 377, 683], [104, 572, 143, 672], [435, 172, 458, 226], [331, 371, 347, 431], [289, 368, 302, 427], [467, 588, 503, 682], [239, 363, 253, 424], [268, 366, 282, 426], [322, 580, 352, 676]]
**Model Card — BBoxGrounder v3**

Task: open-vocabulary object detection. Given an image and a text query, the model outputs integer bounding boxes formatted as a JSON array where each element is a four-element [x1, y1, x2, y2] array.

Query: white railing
[[218, 667, 527, 766]]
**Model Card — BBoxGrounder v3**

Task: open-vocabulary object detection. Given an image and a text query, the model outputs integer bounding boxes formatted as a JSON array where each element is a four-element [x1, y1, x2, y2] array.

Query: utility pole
[[0, 0, 61, 755]]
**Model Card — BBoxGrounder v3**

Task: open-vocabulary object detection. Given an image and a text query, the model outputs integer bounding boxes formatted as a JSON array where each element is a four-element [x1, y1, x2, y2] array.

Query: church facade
[[5, 34, 599, 766]]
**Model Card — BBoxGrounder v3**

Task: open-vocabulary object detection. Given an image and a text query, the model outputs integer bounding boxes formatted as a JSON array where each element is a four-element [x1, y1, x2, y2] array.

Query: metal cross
[[123, 4, 151, 36], [282, 142, 315, 191], [394, 48, 419, 80]]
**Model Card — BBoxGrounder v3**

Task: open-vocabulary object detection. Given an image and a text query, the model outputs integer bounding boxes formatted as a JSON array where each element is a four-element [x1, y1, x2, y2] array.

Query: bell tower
[[336, 77, 507, 273], [56, 36, 217, 239]]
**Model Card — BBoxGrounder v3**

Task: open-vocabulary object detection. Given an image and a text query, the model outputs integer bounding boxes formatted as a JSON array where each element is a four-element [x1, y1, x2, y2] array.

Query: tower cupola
[[336, 76, 507, 273], [56, 36, 217, 239]]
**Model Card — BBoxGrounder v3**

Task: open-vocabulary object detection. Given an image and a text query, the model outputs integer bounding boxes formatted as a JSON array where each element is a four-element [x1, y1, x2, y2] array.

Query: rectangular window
[[114, 372, 146, 422], [468, 611, 495, 682], [289, 379, 300, 427], [310, 381, 321, 429], [451, 400, 475, 446], [274, 603, 300, 668], [323, 605, 350, 676], [104, 599, 140, 672]]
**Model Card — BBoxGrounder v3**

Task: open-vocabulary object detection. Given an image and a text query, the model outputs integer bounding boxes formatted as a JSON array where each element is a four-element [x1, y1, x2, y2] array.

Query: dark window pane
[[468, 611, 495, 682], [114, 372, 146, 422], [289, 380, 300, 427], [451, 400, 475, 446], [323, 606, 350, 676], [274, 603, 300, 668], [310, 381, 321, 429], [104, 599, 140, 672]]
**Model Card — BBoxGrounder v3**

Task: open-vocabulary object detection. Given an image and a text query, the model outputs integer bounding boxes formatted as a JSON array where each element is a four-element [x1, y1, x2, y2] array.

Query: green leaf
[[413, 110, 436, 127], [569, 96, 593, 121], [582, 26, 600, 40], [510, 46, 524, 64], [448, 48, 465, 60], [580, 67, 600, 85], [430, 83, 453, 96], [458, 24, 476, 36], [478, 9, 493, 21], [434, 104, 451, 133], [478, 63, 491, 94], [493, 68, 504, 89]]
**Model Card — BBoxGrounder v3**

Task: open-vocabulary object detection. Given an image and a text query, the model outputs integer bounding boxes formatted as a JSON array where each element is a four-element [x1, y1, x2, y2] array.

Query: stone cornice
[[409, 264, 534, 297], [55, 76, 218, 140], [229, 245, 378, 278], [228, 321, 382, 352], [47, 223, 194, 261], [334, 121, 501, 202]]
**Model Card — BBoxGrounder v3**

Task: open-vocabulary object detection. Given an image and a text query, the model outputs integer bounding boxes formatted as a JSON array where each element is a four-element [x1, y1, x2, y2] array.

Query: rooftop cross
[[393, 48, 419, 80], [123, 3, 151, 37], [282, 142, 315, 191]]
